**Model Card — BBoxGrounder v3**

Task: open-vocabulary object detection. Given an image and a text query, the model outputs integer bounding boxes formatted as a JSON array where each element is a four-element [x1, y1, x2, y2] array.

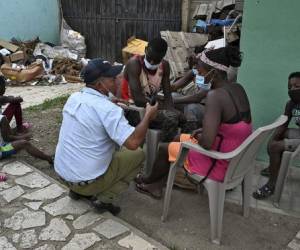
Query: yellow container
[[122, 37, 148, 64]]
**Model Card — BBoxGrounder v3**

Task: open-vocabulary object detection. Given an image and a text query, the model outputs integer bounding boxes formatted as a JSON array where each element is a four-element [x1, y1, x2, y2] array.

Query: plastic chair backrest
[[224, 115, 288, 185]]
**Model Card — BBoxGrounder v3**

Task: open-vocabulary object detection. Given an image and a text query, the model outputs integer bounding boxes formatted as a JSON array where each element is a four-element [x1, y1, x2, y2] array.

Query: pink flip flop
[[0, 172, 7, 182], [22, 122, 32, 129]]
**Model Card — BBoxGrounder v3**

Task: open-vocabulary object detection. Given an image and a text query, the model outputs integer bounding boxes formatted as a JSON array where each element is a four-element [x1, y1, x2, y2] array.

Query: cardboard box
[[1, 62, 44, 83], [122, 37, 148, 63], [3, 51, 25, 63], [0, 40, 19, 52]]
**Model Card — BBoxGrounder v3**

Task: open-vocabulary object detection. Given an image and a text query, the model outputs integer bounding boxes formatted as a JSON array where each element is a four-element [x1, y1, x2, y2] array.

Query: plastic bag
[[33, 43, 79, 61], [60, 18, 86, 58]]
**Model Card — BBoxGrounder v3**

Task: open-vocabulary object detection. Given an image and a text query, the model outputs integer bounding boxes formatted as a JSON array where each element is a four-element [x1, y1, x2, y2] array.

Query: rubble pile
[[158, 0, 243, 85], [192, 0, 242, 47], [51, 58, 82, 83], [0, 19, 86, 86], [10, 37, 41, 65], [0, 3, 242, 87]]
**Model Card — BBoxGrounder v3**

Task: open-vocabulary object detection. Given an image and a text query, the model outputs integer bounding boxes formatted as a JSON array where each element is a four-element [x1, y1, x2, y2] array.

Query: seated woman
[[171, 52, 239, 130], [135, 46, 252, 198]]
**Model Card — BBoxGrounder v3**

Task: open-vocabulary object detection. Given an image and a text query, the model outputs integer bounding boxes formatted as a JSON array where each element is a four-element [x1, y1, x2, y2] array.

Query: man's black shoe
[[91, 200, 121, 216], [69, 191, 120, 215], [69, 190, 93, 200]]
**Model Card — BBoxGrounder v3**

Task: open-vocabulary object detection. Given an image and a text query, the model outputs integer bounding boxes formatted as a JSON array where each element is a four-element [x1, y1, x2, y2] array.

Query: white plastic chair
[[161, 115, 288, 244], [118, 103, 161, 176], [273, 143, 300, 207]]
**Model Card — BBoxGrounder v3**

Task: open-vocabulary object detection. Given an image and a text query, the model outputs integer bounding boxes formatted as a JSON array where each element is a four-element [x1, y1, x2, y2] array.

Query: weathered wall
[[238, 0, 300, 160], [61, 0, 182, 61], [0, 0, 60, 44]]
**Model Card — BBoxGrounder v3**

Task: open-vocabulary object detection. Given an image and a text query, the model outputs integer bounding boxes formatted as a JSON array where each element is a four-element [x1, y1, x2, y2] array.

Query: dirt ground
[[12, 101, 300, 250]]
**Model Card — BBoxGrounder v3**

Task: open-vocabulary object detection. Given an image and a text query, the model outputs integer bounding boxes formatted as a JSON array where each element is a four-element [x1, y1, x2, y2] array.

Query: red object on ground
[[3, 103, 23, 130], [0, 172, 7, 182]]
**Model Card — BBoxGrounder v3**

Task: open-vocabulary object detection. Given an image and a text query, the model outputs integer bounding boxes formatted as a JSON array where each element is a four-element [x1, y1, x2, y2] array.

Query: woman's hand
[[191, 128, 202, 139]]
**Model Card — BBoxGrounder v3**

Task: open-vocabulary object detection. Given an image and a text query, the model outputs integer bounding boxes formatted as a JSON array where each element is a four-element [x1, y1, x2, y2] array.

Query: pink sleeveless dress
[[187, 121, 252, 181], [169, 122, 252, 182], [169, 84, 252, 182]]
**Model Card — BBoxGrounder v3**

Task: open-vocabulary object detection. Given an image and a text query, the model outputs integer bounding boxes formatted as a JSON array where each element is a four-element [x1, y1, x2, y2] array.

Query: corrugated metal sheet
[[61, 0, 182, 62]]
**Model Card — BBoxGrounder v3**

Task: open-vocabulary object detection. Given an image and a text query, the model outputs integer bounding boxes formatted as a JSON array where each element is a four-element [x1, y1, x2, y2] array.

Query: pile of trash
[[0, 19, 87, 86], [159, 0, 242, 85], [192, 0, 242, 47]]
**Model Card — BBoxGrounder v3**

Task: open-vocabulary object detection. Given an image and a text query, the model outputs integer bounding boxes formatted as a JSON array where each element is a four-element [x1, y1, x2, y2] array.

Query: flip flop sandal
[[252, 183, 274, 200], [0, 172, 7, 182], [134, 173, 144, 184], [22, 122, 32, 129], [260, 167, 270, 177], [135, 183, 162, 200]]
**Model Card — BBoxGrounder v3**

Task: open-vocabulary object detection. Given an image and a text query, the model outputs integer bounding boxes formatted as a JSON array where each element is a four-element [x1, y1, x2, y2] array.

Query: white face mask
[[195, 75, 211, 90], [100, 81, 116, 100], [144, 57, 159, 70], [108, 91, 116, 100], [195, 69, 214, 91]]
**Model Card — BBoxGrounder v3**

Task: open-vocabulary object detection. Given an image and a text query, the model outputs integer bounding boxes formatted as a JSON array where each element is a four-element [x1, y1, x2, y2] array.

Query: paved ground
[[6, 84, 84, 108], [117, 162, 300, 250], [0, 160, 168, 250], [287, 231, 300, 250], [226, 161, 300, 217], [4, 84, 300, 249]]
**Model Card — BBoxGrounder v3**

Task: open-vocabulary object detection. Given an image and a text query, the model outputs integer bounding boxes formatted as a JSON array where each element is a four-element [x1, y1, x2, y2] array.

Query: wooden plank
[[181, 0, 191, 32]]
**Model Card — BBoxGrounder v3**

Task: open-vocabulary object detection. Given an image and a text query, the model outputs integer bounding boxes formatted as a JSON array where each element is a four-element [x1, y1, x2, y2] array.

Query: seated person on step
[[122, 37, 186, 142], [0, 76, 30, 133], [134, 46, 252, 199], [0, 114, 53, 165], [253, 72, 300, 199]]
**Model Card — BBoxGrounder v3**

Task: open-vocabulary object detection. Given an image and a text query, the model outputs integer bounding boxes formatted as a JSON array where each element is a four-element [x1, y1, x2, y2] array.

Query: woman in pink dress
[[135, 46, 252, 199]]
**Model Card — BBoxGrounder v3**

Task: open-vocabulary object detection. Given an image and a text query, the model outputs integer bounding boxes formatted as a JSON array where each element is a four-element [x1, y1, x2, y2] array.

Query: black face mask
[[288, 89, 300, 103]]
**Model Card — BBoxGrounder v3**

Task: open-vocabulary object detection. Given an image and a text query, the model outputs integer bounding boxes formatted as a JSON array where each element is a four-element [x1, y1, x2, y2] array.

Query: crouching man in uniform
[[54, 59, 158, 215]]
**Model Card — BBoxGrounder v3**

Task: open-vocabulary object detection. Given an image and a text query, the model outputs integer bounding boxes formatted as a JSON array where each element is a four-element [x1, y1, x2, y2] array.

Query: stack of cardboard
[[1, 62, 44, 83], [0, 40, 25, 63], [160, 31, 208, 81]]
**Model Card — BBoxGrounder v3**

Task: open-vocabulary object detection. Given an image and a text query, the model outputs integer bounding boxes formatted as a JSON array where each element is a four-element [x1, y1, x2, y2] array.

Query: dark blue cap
[[81, 58, 123, 84]]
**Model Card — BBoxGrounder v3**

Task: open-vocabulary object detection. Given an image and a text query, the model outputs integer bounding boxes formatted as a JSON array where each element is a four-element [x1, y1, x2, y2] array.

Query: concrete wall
[[238, 0, 300, 160], [0, 0, 60, 44]]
